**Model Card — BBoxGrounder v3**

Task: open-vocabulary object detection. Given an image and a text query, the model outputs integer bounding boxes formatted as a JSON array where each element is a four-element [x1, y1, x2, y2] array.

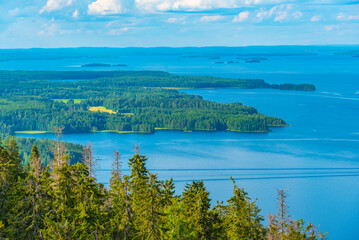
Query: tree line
[[0, 71, 293, 135], [0, 133, 83, 166], [0, 70, 315, 91], [0, 134, 327, 239]]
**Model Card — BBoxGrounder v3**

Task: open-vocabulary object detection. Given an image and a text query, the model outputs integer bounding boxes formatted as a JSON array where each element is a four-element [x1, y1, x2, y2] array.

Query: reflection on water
[[9, 52, 359, 239]]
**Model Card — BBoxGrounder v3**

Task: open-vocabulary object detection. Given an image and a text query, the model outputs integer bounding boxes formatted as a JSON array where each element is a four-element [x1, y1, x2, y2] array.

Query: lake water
[[6, 48, 359, 239]]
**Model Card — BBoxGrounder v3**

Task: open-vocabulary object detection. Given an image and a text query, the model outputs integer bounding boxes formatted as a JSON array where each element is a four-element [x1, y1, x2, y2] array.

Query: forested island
[[81, 63, 128, 67], [0, 136, 327, 239], [0, 70, 316, 135], [82, 63, 112, 67]]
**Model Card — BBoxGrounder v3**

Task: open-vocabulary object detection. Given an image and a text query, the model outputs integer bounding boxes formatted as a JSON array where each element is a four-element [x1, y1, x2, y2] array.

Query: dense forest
[[0, 70, 316, 134], [0, 135, 327, 239], [0, 70, 315, 90], [0, 133, 83, 165]]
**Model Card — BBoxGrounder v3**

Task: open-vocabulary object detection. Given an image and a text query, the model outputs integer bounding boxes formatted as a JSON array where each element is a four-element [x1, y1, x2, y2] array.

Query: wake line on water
[[98, 173, 359, 185], [194, 138, 359, 143], [193, 89, 359, 101], [172, 173, 359, 182], [170, 171, 359, 178], [95, 167, 359, 172]]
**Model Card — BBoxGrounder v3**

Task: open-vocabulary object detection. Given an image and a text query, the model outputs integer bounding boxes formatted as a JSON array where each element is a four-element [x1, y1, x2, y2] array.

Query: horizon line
[[1, 44, 359, 50]]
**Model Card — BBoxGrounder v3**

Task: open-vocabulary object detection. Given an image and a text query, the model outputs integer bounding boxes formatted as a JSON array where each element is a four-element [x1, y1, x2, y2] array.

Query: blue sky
[[1, 0, 359, 48]]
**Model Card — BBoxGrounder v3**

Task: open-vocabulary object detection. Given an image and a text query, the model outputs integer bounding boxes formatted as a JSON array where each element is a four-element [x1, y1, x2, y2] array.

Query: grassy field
[[97, 130, 147, 134], [89, 106, 117, 114], [119, 113, 134, 116], [15, 131, 48, 134], [53, 99, 83, 104]]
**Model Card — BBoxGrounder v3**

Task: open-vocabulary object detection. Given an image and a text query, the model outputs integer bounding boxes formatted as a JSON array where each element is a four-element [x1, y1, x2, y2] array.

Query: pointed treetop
[[134, 144, 140, 155]]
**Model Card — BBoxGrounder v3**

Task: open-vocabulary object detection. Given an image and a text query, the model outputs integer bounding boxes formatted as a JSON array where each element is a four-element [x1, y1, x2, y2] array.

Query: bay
[[8, 47, 359, 239]]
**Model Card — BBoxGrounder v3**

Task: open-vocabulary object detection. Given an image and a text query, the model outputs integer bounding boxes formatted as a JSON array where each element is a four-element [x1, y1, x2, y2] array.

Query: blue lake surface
[[7, 50, 359, 239]]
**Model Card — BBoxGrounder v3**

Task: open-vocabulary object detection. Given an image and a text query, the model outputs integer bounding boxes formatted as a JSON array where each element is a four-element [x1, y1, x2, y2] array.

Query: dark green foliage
[[0, 135, 327, 239], [0, 133, 83, 165], [0, 70, 298, 135], [0, 70, 314, 91], [222, 178, 267, 239], [179, 180, 218, 239], [17, 137, 83, 165]]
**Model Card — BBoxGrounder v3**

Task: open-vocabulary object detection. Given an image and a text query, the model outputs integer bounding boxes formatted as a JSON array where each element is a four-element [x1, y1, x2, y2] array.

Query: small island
[[81, 63, 128, 67], [81, 63, 112, 67], [234, 57, 269, 63], [245, 59, 261, 63]]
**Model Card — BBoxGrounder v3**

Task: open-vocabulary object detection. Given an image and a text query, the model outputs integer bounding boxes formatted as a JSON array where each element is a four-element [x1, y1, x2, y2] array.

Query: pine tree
[[82, 143, 96, 179], [277, 189, 290, 237], [9, 160, 48, 239], [30, 144, 43, 179], [0, 135, 329, 239], [0, 137, 24, 238], [179, 180, 214, 240], [268, 189, 327, 240], [107, 151, 133, 239], [223, 177, 266, 240], [51, 127, 68, 171], [161, 178, 175, 207], [160, 178, 182, 240], [128, 152, 165, 239], [42, 163, 107, 239], [268, 189, 292, 240]]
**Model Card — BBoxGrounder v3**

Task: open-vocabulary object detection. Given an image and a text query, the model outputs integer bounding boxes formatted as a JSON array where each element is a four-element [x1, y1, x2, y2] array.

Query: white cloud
[[72, 9, 79, 18], [199, 15, 224, 22], [88, 0, 125, 15], [256, 4, 302, 22], [164, 17, 186, 23], [292, 11, 302, 19], [40, 0, 72, 13], [166, 17, 178, 23], [8, 8, 21, 17], [243, 0, 289, 4], [310, 15, 322, 22], [233, 11, 250, 22], [274, 11, 288, 21], [337, 13, 359, 21], [38, 22, 59, 36], [109, 27, 130, 35], [135, 0, 243, 12], [135, 0, 207, 12], [324, 25, 339, 31], [85, 0, 295, 14]]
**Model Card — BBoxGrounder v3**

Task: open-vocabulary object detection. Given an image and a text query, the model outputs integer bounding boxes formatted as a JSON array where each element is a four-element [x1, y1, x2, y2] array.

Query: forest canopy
[[0, 70, 316, 135], [0, 136, 327, 239]]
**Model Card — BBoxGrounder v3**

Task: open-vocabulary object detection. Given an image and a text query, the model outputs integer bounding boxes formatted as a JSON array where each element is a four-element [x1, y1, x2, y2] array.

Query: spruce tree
[[82, 143, 96, 179], [128, 152, 165, 239], [223, 178, 267, 240], [30, 144, 43, 179], [42, 163, 106, 239], [0, 137, 24, 238], [107, 151, 133, 239], [9, 158, 48, 239], [180, 180, 214, 240]]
